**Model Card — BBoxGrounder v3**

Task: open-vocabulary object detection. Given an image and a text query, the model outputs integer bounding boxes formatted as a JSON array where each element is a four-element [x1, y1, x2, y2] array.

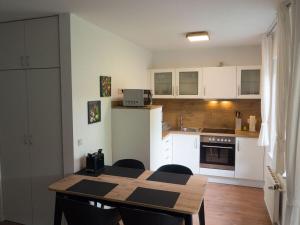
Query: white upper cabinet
[[151, 69, 175, 98], [0, 21, 25, 70], [24, 16, 60, 69], [175, 68, 203, 98], [235, 137, 264, 181], [203, 66, 237, 99], [0, 16, 59, 70], [150, 65, 261, 99], [237, 66, 261, 99]]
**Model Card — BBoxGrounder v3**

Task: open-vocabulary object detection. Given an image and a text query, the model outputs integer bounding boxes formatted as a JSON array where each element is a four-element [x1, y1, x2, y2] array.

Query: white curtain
[[274, 1, 292, 174], [258, 35, 273, 146], [285, 0, 300, 224]]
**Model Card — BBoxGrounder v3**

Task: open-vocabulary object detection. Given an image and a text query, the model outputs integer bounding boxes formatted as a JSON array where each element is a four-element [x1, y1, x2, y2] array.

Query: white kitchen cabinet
[[237, 66, 261, 99], [24, 16, 60, 69], [161, 135, 173, 165], [175, 68, 203, 98], [172, 134, 200, 174], [0, 21, 25, 70], [27, 68, 63, 225], [151, 134, 173, 171], [235, 137, 264, 181], [202, 66, 237, 99], [151, 69, 176, 98], [0, 70, 32, 225], [0, 69, 63, 225], [0, 16, 59, 70]]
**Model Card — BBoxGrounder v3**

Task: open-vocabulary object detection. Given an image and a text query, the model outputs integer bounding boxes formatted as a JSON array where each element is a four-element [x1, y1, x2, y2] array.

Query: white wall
[[151, 45, 261, 68], [70, 14, 152, 171]]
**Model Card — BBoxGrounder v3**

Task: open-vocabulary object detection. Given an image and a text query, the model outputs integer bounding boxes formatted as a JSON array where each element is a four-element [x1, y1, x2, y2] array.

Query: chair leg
[[54, 194, 63, 225], [198, 200, 205, 225], [185, 214, 193, 225]]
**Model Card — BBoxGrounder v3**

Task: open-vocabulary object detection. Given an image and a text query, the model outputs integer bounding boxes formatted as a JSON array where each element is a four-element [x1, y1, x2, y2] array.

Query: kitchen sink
[[181, 127, 200, 132]]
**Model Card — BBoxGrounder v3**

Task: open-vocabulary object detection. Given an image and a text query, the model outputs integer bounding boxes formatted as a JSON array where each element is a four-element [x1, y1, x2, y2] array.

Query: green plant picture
[[88, 101, 101, 124], [100, 76, 111, 97]]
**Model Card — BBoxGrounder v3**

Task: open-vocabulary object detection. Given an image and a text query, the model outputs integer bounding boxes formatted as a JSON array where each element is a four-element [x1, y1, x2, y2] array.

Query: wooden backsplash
[[153, 99, 261, 131]]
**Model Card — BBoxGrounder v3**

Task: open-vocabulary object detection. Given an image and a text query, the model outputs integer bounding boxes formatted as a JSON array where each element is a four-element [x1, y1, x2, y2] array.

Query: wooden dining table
[[49, 166, 207, 225]]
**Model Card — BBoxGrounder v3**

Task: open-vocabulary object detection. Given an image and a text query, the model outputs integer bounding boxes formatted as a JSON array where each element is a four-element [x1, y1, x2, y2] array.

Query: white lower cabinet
[[162, 135, 173, 164], [172, 134, 200, 174], [235, 137, 264, 181], [151, 134, 172, 171]]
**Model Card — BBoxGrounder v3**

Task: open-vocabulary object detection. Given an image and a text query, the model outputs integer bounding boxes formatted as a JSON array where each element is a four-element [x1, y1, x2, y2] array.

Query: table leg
[[185, 215, 193, 225], [198, 200, 205, 225], [54, 193, 63, 225]]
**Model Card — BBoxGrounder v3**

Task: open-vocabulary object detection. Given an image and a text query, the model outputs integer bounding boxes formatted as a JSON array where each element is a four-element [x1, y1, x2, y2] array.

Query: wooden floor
[[196, 183, 272, 225], [0, 183, 271, 225]]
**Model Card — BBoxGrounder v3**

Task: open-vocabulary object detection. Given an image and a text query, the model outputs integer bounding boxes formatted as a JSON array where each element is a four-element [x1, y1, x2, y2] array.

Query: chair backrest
[[113, 159, 145, 170], [119, 207, 183, 225], [157, 164, 193, 175], [60, 198, 120, 225]]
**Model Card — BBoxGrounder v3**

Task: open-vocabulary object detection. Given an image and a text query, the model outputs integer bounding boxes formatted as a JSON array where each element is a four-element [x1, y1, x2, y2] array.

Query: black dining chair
[[157, 164, 193, 175], [113, 159, 145, 170], [119, 207, 184, 225], [60, 197, 121, 225], [157, 164, 205, 225]]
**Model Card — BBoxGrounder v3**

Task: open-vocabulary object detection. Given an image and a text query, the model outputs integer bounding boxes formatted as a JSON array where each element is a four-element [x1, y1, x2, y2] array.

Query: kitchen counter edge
[[162, 130, 260, 139]]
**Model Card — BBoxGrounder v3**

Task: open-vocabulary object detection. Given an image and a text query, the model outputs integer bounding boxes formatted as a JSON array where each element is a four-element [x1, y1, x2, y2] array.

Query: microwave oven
[[122, 89, 152, 107]]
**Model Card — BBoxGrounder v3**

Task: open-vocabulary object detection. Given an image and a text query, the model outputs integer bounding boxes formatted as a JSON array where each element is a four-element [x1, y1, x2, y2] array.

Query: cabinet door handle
[[24, 135, 28, 145], [237, 140, 240, 152], [238, 86, 241, 96], [172, 87, 174, 96], [25, 56, 30, 67], [177, 86, 179, 96], [203, 87, 206, 96]]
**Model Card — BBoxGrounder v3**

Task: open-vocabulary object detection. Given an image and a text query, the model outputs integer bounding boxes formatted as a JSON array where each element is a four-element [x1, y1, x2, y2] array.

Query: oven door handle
[[201, 145, 234, 149]]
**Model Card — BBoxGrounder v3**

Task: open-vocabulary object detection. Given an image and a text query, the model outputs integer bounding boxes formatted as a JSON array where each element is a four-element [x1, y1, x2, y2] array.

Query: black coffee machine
[[86, 149, 104, 172]]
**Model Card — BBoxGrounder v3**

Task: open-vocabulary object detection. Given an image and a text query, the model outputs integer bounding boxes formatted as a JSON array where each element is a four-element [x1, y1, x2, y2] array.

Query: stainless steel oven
[[200, 136, 235, 171]]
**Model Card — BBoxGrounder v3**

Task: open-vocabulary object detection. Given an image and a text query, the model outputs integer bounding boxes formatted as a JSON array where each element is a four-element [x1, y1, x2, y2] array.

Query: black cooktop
[[202, 128, 235, 134]]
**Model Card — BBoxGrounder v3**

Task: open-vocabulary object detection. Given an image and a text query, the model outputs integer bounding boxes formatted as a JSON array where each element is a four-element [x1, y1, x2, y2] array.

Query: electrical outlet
[[77, 139, 83, 146], [118, 89, 123, 95]]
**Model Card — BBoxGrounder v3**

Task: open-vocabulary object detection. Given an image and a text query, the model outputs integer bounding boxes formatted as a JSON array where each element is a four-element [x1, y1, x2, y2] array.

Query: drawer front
[[162, 151, 172, 164], [163, 135, 172, 148]]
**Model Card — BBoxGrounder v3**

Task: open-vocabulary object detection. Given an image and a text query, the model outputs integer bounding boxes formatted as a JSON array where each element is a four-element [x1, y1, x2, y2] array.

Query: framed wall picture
[[88, 101, 101, 124], [100, 76, 111, 97]]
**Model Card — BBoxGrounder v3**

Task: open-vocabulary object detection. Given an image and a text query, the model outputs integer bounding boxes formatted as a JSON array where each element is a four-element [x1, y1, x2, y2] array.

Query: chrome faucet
[[180, 114, 183, 130]]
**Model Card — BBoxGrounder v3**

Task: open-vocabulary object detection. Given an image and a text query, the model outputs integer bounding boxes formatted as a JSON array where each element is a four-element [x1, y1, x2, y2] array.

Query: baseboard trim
[[206, 175, 264, 188]]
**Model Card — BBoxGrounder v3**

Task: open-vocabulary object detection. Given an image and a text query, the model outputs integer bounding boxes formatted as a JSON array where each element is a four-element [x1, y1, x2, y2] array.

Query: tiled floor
[[0, 183, 271, 225]]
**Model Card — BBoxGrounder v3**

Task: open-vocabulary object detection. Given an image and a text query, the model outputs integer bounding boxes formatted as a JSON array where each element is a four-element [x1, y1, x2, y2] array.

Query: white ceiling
[[0, 0, 278, 50]]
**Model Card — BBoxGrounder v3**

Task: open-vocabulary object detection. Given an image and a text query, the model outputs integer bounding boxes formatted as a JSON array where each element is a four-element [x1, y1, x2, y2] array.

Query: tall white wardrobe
[[0, 16, 63, 225]]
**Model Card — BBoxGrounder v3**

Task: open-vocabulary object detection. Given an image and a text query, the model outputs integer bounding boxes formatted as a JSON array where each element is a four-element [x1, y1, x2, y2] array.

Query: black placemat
[[126, 187, 180, 208], [67, 179, 118, 196], [147, 171, 191, 185], [75, 166, 144, 178], [102, 166, 144, 179]]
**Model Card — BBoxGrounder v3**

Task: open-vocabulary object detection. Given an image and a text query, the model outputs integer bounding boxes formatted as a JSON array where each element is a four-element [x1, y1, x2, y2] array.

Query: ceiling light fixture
[[186, 31, 210, 42]]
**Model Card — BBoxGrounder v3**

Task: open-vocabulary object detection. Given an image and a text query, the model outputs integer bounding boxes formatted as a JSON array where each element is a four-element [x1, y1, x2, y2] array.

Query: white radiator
[[264, 166, 281, 224]]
